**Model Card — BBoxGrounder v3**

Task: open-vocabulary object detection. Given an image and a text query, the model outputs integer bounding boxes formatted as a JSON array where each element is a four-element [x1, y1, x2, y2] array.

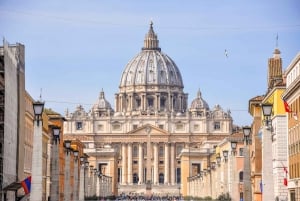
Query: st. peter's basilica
[[63, 22, 233, 196]]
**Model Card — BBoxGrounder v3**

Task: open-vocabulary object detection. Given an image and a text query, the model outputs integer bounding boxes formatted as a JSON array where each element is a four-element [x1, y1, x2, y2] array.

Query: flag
[[283, 99, 291, 113], [284, 178, 288, 186], [21, 176, 31, 195], [283, 167, 288, 186]]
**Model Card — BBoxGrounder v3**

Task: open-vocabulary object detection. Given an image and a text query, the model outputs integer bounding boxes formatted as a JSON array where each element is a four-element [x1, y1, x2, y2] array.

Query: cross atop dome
[[142, 21, 161, 51]]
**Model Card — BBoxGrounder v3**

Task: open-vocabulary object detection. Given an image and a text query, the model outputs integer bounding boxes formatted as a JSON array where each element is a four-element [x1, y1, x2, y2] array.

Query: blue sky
[[1, 0, 299, 126]]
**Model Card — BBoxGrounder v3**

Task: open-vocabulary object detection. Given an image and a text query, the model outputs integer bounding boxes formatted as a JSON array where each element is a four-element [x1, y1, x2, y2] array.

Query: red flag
[[283, 99, 291, 113], [284, 178, 288, 186], [21, 176, 31, 194]]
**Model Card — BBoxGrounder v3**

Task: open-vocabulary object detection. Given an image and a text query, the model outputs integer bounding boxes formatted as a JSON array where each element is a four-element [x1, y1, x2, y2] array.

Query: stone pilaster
[[121, 143, 127, 184], [262, 127, 275, 201], [170, 143, 175, 184], [164, 143, 169, 184], [138, 143, 144, 184], [127, 143, 133, 184], [153, 143, 158, 184]]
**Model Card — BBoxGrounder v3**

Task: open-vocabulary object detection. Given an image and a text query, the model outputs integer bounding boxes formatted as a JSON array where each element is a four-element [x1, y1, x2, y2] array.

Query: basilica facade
[[63, 22, 233, 197]]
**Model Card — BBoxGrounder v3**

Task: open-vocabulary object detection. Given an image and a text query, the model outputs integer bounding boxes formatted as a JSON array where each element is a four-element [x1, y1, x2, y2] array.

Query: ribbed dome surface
[[190, 89, 209, 110], [119, 22, 184, 88], [93, 90, 112, 110]]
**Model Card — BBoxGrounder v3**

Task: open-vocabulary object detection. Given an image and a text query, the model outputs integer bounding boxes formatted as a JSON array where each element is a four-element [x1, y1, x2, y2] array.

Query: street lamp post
[[229, 141, 237, 200], [222, 150, 229, 194], [261, 103, 275, 201], [242, 126, 252, 201], [30, 101, 44, 201], [79, 156, 86, 201], [64, 140, 72, 201], [50, 126, 60, 201], [84, 160, 90, 198], [73, 150, 79, 201]]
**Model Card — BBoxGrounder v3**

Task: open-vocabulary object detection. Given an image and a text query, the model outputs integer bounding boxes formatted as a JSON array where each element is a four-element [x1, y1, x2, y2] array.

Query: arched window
[[133, 146, 138, 157], [239, 171, 243, 182], [133, 173, 139, 184], [159, 173, 164, 184]]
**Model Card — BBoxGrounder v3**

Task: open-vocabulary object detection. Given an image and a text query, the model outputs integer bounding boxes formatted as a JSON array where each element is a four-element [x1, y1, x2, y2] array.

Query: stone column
[[153, 143, 159, 184], [138, 143, 144, 184], [146, 128, 152, 183], [96, 173, 100, 197], [64, 151, 71, 201], [164, 143, 169, 184], [78, 164, 85, 201], [120, 94, 123, 112], [121, 143, 127, 184], [84, 165, 90, 197], [74, 158, 79, 201], [50, 139, 59, 201], [115, 94, 119, 112], [170, 143, 175, 185], [30, 120, 43, 201], [127, 143, 133, 184], [262, 126, 275, 201], [243, 144, 252, 201], [141, 94, 145, 111]]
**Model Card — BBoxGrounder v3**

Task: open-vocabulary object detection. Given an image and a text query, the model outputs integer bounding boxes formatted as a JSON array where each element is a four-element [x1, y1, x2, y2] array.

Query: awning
[[2, 182, 22, 191]]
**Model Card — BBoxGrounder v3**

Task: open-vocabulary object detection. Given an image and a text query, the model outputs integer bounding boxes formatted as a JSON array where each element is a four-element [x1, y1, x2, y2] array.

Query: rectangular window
[[112, 124, 121, 131], [176, 168, 181, 183], [76, 122, 82, 130], [239, 148, 244, 156], [214, 122, 220, 130], [159, 125, 164, 130], [176, 123, 184, 131], [133, 125, 138, 130]]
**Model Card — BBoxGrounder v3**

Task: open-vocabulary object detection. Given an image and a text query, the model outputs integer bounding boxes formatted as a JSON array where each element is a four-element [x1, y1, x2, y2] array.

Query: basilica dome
[[119, 22, 184, 89], [190, 89, 209, 110]]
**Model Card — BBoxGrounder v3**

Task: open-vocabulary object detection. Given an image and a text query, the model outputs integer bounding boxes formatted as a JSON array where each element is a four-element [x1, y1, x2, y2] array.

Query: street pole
[[49, 126, 60, 201], [30, 101, 44, 201]]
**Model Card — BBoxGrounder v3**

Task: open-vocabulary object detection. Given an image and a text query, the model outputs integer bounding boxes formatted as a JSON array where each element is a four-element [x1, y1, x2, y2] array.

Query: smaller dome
[[92, 89, 113, 116], [190, 89, 209, 110], [93, 90, 112, 109]]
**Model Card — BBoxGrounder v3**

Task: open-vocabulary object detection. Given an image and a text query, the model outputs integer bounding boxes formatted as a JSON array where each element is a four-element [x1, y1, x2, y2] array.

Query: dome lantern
[[142, 21, 161, 51]]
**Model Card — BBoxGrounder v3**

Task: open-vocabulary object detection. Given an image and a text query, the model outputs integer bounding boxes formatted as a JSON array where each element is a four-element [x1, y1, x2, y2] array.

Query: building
[[0, 41, 26, 200], [64, 22, 233, 197], [186, 130, 246, 201], [249, 48, 289, 201], [262, 48, 288, 201], [248, 95, 264, 201], [282, 52, 300, 201]]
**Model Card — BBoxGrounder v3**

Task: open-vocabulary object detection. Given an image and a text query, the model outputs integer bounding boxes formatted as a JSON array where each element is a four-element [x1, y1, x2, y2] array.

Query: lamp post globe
[[262, 103, 273, 117]]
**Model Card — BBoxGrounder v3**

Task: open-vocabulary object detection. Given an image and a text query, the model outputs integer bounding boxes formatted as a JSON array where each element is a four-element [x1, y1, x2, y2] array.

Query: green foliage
[[216, 192, 231, 201]]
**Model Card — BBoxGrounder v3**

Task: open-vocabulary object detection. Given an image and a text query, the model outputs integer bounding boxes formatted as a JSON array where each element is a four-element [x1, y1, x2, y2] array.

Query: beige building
[[0, 41, 26, 201], [64, 22, 233, 197], [282, 52, 300, 201], [187, 131, 246, 201]]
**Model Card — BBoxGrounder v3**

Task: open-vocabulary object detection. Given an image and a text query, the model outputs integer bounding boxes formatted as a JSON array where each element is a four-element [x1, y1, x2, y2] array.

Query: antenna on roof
[[276, 33, 279, 48]]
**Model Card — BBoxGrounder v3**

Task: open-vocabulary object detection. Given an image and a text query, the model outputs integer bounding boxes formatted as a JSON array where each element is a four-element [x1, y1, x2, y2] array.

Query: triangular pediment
[[128, 124, 169, 136]]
